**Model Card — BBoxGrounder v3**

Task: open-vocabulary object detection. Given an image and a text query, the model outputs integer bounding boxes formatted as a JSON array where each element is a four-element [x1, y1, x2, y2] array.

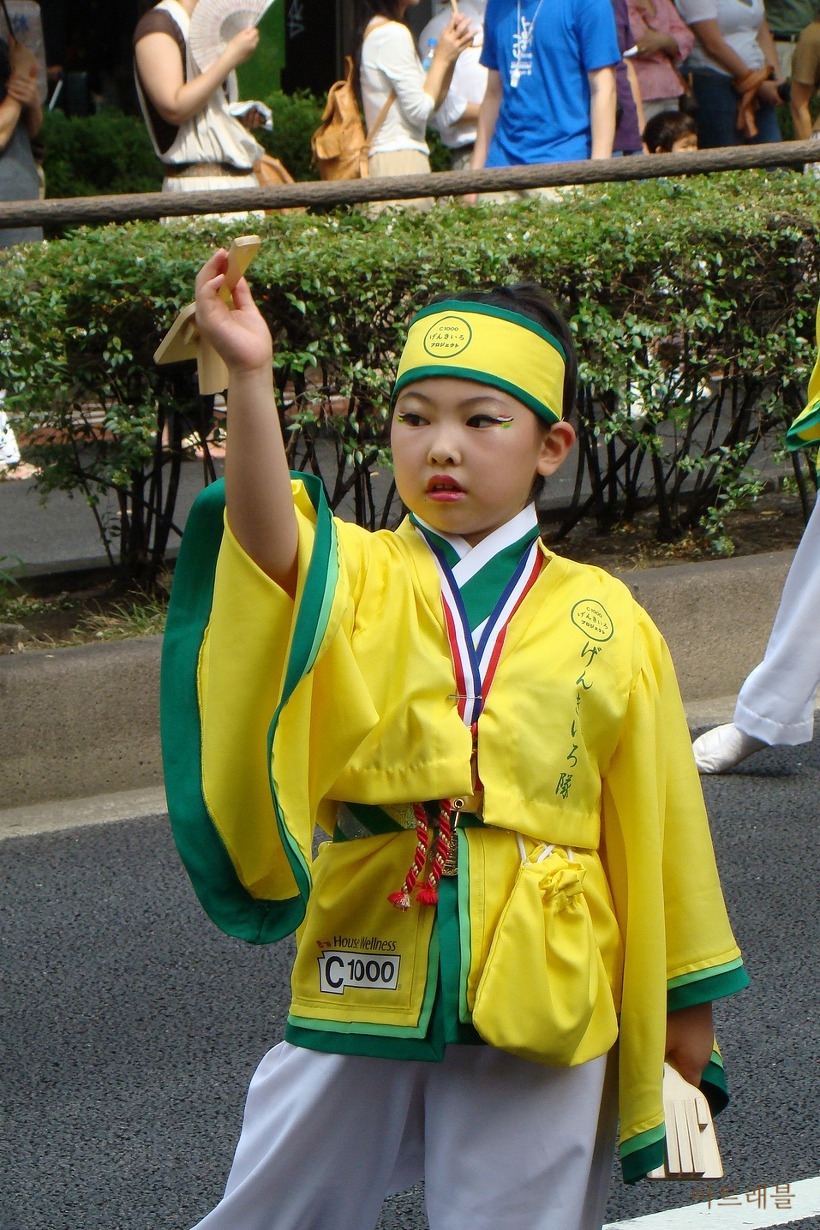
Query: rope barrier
[[0, 139, 818, 229]]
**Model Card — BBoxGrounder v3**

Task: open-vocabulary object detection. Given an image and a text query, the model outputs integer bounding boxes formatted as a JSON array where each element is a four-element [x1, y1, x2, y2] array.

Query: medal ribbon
[[416, 523, 543, 727], [388, 513, 542, 911]]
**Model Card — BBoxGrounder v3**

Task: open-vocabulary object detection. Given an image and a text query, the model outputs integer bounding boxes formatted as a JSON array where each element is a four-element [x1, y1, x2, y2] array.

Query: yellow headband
[[393, 300, 567, 424]]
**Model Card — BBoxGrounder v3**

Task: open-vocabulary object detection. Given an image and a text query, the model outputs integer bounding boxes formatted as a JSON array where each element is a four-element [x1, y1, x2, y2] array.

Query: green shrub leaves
[[1, 169, 818, 583]]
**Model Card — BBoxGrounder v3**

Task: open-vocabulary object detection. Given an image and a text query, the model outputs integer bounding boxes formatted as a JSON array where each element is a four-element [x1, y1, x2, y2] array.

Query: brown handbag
[[253, 153, 300, 213], [253, 153, 295, 187]]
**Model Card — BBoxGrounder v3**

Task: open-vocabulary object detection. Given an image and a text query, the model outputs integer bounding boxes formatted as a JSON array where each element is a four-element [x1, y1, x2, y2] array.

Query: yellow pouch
[[472, 838, 618, 1067]]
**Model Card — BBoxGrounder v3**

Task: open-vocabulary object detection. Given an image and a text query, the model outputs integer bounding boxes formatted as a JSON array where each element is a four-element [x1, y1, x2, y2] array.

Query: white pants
[[0, 398, 21, 466], [192, 1041, 617, 1230], [735, 491, 820, 745]]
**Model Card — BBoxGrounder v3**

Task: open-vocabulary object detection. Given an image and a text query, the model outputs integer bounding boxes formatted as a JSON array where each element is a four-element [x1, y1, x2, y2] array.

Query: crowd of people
[[349, 0, 820, 190], [110, 0, 820, 206]]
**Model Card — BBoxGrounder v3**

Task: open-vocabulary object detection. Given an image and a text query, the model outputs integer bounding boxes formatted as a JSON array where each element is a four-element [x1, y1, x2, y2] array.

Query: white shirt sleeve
[[362, 23, 436, 129], [435, 85, 469, 128]]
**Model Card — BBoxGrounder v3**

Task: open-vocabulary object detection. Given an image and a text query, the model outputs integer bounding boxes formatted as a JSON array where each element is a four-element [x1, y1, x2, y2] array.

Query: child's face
[[670, 134, 698, 153], [391, 377, 575, 545]]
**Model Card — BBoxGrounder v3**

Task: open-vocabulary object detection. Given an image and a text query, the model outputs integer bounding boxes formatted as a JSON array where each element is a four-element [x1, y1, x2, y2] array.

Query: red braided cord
[[387, 803, 430, 910], [416, 803, 453, 906]]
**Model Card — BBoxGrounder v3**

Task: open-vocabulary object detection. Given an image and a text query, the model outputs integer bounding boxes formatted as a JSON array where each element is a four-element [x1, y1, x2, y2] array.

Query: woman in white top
[[134, 0, 263, 196], [676, 0, 783, 146], [357, 0, 474, 207]]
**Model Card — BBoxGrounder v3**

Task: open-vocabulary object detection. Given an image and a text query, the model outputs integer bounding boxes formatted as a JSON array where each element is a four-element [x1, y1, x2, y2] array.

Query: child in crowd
[[642, 108, 698, 152], [161, 250, 748, 1230]]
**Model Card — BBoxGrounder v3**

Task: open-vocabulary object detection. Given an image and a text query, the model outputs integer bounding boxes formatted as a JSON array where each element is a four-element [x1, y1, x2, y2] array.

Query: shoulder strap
[[363, 88, 397, 148], [363, 17, 394, 39], [360, 19, 398, 149], [361, 19, 398, 146]]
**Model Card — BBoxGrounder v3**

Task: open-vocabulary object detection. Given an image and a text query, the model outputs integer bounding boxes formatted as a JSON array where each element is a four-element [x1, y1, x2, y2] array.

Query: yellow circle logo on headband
[[394, 300, 567, 424], [423, 316, 473, 357]]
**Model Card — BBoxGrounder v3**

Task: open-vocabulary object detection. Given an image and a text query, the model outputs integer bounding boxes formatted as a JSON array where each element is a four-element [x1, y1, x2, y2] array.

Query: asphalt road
[[1, 736, 818, 1230]]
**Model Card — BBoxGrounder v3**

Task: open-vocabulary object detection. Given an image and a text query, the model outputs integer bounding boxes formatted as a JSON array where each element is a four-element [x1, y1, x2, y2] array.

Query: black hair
[[353, 0, 408, 70], [642, 110, 698, 154], [427, 283, 578, 422]]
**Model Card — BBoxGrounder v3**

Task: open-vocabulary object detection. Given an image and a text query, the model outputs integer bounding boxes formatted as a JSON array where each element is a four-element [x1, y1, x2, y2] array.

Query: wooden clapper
[[153, 235, 262, 395], [647, 1064, 724, 1181]]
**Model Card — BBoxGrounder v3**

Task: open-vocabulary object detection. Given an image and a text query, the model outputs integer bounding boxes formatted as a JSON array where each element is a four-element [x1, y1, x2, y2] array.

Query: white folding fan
[[189, 0, 275, 73]]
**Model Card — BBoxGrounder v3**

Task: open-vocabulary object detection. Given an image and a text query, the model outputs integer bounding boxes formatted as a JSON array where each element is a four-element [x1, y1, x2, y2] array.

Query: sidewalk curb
[[613, 548, 795, 702], [1, 635, 162, 812], [0, 549, 796, 815]]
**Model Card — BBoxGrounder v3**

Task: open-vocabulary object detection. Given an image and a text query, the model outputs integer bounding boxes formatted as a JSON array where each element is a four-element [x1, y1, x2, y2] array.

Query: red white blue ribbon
[[416, 520, 543, 728]]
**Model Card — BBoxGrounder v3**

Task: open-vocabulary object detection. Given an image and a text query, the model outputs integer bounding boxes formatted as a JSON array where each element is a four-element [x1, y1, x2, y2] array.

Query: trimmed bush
[[256, 89, 324, 182], [0, 170, 818, 584], [41, 108, 163, 199]]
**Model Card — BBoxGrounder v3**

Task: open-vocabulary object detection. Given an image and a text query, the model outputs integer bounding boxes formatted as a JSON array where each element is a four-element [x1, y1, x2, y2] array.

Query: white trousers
[[192, 1041, 617, 1230], [735, 491, 820, 745], [0, 399, 21, 466]]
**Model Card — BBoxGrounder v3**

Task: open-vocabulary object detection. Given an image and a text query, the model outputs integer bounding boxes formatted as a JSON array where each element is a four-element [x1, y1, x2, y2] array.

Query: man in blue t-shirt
[[471, 0, 620, 171]]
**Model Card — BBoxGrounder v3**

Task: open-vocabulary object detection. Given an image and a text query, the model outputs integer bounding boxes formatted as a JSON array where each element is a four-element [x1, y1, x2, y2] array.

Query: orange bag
[[311, 55, 395, 181]]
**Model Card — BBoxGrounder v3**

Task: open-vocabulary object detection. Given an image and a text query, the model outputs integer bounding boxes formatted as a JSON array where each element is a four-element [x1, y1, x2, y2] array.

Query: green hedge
[[256, 89, 324, 182], [0, 171, 818, 583], [41, 109, 163, 198]]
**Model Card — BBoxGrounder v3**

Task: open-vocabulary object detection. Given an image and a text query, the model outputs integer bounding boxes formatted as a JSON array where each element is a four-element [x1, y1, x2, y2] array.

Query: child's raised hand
[[195, 249, 272, 375], [665, 1001, 715, 1088]]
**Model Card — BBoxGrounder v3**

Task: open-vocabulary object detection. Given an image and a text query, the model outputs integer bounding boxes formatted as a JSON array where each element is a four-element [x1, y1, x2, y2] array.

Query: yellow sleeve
[[163, 476, 377, 943], [600, 610, 747, 1174]]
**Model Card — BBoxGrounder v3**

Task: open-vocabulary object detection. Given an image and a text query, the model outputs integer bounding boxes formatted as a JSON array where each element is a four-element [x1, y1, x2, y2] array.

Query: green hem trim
[[287, 1014, 431, 1041], [786, 401, 820, 451], [667, 965, 750, 1011], [285, 1021, 446, 1061], [667, 955, 744, 989], [438, 875, 483, 1044], [160, 473, 335, 945], [394, 364, 561, 426], [620, 1125, 666, 1183], [702, 1051, 730, 1116], [409, 299, 567, 360]]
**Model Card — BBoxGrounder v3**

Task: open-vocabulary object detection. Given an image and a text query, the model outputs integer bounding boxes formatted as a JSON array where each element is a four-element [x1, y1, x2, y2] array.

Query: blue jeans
[[689, 68, 782, 148]]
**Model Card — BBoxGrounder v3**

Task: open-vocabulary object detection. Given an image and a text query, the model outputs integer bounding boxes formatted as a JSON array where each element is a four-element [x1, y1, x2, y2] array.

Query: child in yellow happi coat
[[161, 251, 749, 1230]]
